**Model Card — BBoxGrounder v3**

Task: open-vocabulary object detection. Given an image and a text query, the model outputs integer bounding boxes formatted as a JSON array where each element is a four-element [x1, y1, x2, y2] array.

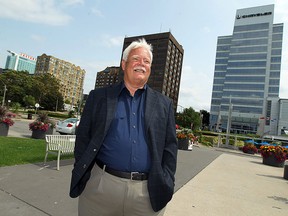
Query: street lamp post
[[177, 104, 184, 113], [55, 97, 58, 112], [0, 80, 7, 107]]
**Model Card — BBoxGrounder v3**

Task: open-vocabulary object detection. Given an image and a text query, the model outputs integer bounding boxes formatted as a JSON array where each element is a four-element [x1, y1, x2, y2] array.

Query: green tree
[[23, 95, 36, 109], [10, 102, 21, 113], [32, 74, 64, 111], [0, 70, 32, 107], [200, 110, 210, 129], [0, 70, 64, 111], [176, 107, 201, 131]]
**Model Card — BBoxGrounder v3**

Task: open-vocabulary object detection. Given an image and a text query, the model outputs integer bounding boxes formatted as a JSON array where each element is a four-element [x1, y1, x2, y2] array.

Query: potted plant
[[260, 145, 287, 167], [177, 128, 194, 150], [242, 144, 258, 154], [29, 112, 55, 139], [0, 106, 15, 136]]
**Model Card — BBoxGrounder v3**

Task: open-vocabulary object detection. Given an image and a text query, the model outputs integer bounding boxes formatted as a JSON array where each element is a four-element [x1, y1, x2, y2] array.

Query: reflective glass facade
[[210, 5, 283, 134], [5, 51, 36, 74]]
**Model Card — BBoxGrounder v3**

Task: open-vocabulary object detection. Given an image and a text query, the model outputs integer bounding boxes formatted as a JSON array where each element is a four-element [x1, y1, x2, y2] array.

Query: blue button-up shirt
[[96, 84, 151, 173]]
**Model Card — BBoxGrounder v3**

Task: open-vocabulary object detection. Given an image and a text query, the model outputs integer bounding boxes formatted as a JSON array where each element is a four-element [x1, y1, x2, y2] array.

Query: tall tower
[[35, 54, 85, 107], [210, 4, 283, 135], [95, 66, 120, 89], [118, 32, 184, 111]]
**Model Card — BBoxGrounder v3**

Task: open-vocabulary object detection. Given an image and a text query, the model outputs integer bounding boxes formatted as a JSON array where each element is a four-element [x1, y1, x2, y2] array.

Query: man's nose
[[139, 58, 147, 65]]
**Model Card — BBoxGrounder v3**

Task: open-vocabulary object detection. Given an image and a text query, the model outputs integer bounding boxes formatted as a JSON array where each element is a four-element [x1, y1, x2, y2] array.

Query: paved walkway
[[0, 144, 287, 216], [164, 151, 288, 216]]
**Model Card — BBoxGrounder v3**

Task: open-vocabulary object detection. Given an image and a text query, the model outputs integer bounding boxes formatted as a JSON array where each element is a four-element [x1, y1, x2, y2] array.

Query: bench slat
[[44, 135, 76, 170]]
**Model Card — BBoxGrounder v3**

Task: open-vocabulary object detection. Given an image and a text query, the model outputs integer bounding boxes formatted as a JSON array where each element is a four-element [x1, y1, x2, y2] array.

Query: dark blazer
[[69, 82, 178, 212]]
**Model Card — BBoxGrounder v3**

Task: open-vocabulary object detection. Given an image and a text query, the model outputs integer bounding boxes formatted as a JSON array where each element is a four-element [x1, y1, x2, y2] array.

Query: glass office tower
[[210, 4, 283, 135], [5, 50, 36, 74]]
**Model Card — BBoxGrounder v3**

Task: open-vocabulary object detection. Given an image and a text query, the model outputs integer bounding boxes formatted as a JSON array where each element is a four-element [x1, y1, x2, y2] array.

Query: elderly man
[[70, 38, 178, 216]]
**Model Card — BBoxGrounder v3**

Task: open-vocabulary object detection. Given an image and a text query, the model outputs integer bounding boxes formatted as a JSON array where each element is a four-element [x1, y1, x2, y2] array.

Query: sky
[[0, 0, 287, 112]]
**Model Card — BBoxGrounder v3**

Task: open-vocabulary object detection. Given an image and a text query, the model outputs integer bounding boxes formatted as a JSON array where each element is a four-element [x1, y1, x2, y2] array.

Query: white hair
[[122, 38, 153, 63]]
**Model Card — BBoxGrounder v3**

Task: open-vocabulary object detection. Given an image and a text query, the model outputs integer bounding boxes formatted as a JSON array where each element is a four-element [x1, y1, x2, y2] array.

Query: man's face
[[122, 47, 151, 87]]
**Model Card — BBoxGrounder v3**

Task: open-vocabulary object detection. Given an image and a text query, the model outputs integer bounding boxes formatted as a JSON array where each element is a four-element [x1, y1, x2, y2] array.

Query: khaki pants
[[78, 164, 165, 216]]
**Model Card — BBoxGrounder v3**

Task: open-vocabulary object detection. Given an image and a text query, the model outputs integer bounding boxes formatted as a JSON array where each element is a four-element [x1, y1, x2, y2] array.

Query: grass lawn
[[0, 136, 74, 167]]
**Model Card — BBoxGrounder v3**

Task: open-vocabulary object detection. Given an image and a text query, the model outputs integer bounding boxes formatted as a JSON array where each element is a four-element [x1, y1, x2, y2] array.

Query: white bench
[[44, 135, 76, 170]]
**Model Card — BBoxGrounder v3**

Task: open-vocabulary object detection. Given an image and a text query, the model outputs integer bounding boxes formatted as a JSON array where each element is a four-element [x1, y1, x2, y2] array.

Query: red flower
[[0, 106, 15, 126], [29, 121, 49, 132], [242, 144, 258, 154], [177, 128, 194, 140], [2, 117, 15, 126], [260, 145, 287, 163]]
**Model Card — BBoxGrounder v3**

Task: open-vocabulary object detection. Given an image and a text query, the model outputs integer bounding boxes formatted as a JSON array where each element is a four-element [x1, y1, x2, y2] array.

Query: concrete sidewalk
[[0, 147, 287, 216], [164, 153, 288, 216]]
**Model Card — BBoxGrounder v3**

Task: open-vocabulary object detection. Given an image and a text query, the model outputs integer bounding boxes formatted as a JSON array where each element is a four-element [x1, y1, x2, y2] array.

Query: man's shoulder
[[147, 86, 172, 103], [90, 83, 122, 94]]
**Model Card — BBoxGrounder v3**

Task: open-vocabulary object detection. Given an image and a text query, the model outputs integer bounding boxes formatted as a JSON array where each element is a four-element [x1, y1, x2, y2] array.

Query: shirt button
[[83, 164, 87, 169], [133, 140, 136, 144], [133, 112, 136, 115], [93, 149, 97, 152], [133, 125, 136, 129]]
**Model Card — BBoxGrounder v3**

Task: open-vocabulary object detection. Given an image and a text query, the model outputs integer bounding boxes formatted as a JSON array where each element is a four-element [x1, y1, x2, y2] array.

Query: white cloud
[[275, 0, 288, 22], [61, 0, 84, 6], [31, 34, 46, 42], [0, 0, 74, 26], [275, 0, 288, 99], [86, 35, 124, 51], [101, 35, 124, 47], [202, 26, 211, 33], [279, 48, 288, 98], [178, 65, 213, 112], [91, 8, 104, 17]]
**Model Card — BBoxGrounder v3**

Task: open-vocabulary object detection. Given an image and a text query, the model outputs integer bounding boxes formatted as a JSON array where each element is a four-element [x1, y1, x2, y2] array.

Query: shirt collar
[[119, 81, 147, 96]]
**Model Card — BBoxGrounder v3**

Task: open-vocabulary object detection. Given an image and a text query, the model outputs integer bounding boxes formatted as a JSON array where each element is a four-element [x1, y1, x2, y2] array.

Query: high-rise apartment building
[[118, 32, 184, 111], [35, 54, 85, 107], [210, 4, 283, 135], [95, 66, 120, 89], [5, 50, 36, 74]]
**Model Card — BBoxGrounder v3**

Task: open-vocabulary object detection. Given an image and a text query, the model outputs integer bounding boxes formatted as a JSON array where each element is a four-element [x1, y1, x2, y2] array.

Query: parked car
[[56, 118, 79, 135]]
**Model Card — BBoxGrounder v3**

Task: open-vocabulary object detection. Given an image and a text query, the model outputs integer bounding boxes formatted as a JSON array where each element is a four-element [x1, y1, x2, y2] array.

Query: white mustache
[[133, 67, 146, 72]]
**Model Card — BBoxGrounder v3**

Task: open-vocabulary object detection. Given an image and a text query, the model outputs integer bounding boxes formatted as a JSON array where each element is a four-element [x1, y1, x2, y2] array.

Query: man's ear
[[121, 60, 126, 71]]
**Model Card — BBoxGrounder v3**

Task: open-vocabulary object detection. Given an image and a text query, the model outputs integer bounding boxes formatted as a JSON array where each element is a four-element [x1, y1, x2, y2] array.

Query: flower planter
[[244, 150, 256, 155], [242, 144, 257, 155], [178, 138, 189, 150], [262, 155, 284, 167], [284, 164, 288, 180], [46, 127, 53, 135], [0, 123, 9, 136], [31, 129, 46, 139]]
